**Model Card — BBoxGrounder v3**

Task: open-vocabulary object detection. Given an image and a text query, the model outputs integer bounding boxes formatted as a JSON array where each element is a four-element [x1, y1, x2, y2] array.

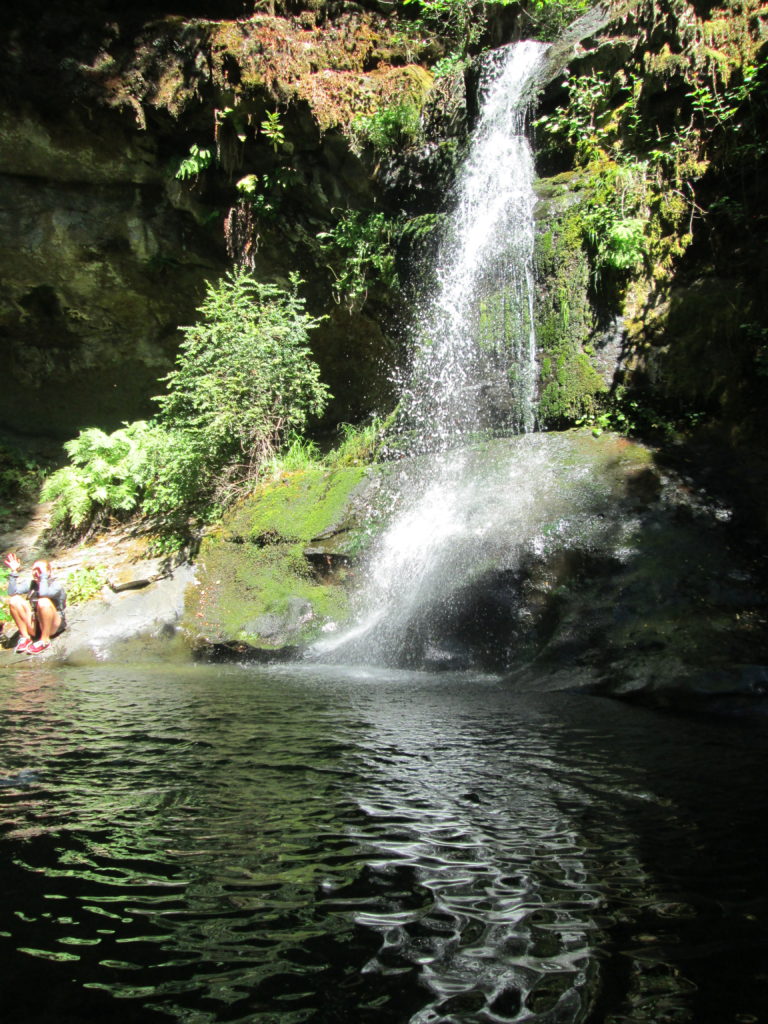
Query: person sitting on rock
[[4, 552, 67, 655]]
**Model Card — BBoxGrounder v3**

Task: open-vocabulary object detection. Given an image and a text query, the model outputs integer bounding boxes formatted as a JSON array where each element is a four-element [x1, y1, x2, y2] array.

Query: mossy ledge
[[182, 464, 380, 652]]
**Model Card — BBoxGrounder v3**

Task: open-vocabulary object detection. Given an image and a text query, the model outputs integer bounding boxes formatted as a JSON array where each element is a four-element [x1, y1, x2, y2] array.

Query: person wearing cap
[[4, 552, 67, 655]]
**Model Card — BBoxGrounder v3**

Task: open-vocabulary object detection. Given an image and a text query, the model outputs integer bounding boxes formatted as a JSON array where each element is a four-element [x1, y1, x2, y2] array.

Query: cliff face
[[3, 0, 767, 463], [0, 1, 442, 438], [529, 0, 768, 451]]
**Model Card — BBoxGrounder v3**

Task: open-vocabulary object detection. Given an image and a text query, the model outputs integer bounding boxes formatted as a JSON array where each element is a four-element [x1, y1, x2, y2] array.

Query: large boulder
[[183, 463, 392, 651]]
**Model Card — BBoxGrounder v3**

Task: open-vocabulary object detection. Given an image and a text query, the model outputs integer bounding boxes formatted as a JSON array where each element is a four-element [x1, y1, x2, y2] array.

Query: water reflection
[[1, 662, 767, 1023]]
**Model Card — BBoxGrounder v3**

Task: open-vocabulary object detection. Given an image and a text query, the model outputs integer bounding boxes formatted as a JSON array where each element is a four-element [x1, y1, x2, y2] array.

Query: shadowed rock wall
[[0, 0, 444, 438]]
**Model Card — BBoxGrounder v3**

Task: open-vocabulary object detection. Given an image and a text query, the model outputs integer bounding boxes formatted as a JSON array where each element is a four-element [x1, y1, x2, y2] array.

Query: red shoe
[[15, 637, 32, 653], [26, 640, 51, 656]]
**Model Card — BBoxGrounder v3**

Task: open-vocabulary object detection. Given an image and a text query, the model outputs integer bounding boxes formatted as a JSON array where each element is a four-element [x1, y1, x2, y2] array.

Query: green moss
[[184, 464, 371, 649], [538, 352, 607, 423], [201, 536, 352, 638], [534, 202, 607, 425], [226, 465, 368, 543], [189, 536, 349, 647]]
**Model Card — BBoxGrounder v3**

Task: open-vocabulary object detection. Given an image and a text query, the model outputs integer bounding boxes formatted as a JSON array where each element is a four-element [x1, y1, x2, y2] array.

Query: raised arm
[[4, 553, 31, 597]]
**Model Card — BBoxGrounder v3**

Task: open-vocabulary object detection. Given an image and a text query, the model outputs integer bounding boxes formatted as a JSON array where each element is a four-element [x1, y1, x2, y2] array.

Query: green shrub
[[41, 421, 160, 530], [431, 53, 468, 79], [578, 162, 649, 279], [535, 73, 614, 163], [43, 269, 330, 539], [317, 211, 398, 311], [156, 268, 329, 478], [66, 564, 107, 604], [175, 143, 213, 180], [585, 213, 646, 273], [351, 103, 421, 155], [260, 110, 285, 152]]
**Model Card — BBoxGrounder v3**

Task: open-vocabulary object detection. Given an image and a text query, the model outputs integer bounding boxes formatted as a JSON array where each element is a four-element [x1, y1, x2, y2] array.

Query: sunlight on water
[[1, 663, 767, 1023]]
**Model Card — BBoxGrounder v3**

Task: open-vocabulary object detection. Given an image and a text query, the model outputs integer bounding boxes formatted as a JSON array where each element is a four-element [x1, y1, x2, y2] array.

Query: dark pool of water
[[0, 659, 767, 1023]]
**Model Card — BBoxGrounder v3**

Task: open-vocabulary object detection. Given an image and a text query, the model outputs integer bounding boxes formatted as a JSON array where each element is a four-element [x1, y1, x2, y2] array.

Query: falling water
[[316, 42, 551, 666], [400, 40, 549, 447]]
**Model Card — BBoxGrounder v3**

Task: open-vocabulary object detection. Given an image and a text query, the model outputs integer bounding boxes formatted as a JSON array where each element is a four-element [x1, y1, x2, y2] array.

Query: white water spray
[[316, 42, 551, 666], [401, 41, 549, 446]]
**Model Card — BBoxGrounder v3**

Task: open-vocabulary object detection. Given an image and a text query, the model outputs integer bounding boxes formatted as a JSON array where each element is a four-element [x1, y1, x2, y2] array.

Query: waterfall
[[315, 41, 551, 667], [400, 40, 549, 448]]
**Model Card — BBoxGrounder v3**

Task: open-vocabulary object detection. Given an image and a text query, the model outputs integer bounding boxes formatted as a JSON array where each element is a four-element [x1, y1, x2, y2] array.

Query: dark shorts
[[32, 603, 67, 641]]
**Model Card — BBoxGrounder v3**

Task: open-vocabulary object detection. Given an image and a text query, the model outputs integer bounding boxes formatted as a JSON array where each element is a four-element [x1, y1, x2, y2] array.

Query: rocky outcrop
[[182, 462, 392, 651], [530, 0, 768, 448], [185, 431, 768, 711]]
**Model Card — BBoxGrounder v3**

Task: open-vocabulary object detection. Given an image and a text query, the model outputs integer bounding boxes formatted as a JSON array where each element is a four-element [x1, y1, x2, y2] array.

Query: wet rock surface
[[2, 431, 767, 711], [182, 463, 392, 652]]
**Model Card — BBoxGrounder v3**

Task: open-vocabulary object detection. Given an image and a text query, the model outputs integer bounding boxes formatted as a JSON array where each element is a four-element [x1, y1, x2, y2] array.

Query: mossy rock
[[223, 465, 368, 545], [184, 464, 382, 650], [534, 187, 607, 424]]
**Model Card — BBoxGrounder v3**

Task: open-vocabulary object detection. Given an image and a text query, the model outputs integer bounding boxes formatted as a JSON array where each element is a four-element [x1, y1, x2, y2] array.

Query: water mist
[[316, 42, 551, 667]]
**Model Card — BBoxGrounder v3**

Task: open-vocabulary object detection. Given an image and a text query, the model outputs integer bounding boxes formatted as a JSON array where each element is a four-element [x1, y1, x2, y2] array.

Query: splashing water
[[316, 42, 554, 666]]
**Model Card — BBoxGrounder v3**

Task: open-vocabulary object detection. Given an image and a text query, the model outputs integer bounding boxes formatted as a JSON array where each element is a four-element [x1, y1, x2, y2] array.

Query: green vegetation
[[402, 0, 486, 54], [402, 0, 588, 51], [535, 74, 614, 164], [535, 15, 768, 282], [326, 417, 392, 467], [175, 143, 213, 180], [156, 270, 328, 474], [582, 162, 649, 277], [262, 435, 323, 479], [315, 209, 444, 314], [235, 168, 299, 217], [534, 202, 606, 425], [42, 422, 159, 531], [576, 388, 707, 443], [42, 270, 330, 544], [66, 564, 107, 604], [188, 464, 371, 648], [317, 211, 399, 312], [176, 109, 291, 218], [536, 90, 653, 281], [229, 466, 367, 545], [260, 110, 285, 152], [532, 0, 768, 437], [351, 102, 422, 155], [431, 52, 468, 78], [524, 0, 589, 39]]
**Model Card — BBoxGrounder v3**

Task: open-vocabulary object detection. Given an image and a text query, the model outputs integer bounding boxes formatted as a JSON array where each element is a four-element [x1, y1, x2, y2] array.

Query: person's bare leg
[[8, 596, 35, 639], [35, 598, 61, 644]]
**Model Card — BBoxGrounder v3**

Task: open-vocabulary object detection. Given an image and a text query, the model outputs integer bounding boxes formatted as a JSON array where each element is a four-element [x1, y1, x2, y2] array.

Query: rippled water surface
[[1, 660, 767, 1023]]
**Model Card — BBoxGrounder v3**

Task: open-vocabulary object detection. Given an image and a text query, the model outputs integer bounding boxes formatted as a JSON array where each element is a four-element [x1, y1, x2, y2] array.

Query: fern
[[42, 422, 160, 531]]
